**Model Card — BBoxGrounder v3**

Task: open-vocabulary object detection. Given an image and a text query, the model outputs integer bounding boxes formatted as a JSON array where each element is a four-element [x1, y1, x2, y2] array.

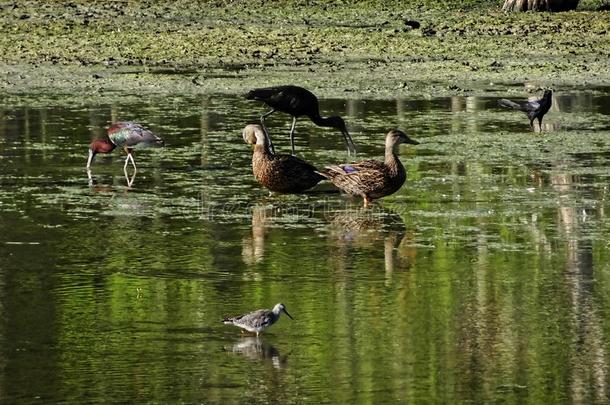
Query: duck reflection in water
[[327, 205, 415, 284], [242, 204, 269, 266], [242, 201, 318, 265], [225, 337, 287, 370]]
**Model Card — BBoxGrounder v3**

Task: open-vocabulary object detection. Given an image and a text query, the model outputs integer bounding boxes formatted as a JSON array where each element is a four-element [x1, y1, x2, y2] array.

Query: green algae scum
[[1, 0, 610, 403]]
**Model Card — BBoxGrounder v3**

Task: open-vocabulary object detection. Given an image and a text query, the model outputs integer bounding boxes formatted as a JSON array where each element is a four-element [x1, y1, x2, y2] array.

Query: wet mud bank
[[0, 0, 608, 99]]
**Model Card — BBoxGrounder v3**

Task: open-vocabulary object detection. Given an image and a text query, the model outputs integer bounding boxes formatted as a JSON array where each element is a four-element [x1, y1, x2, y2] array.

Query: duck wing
[[322, 159, 388, 195], [254, 153, 324, 193], [275, 155, 324, 180]]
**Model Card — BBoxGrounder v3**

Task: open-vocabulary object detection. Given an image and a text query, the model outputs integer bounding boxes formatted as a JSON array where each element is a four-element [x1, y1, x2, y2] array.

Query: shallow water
[[1, 88, 610, 403]]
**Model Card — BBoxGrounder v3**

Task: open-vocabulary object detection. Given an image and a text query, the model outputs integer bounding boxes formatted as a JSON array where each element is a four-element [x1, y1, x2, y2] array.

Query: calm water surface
[[1, 89, 610, 403]]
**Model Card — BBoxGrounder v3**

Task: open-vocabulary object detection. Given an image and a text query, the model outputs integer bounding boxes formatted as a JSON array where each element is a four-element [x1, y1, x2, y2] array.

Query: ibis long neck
[[309, 113, 334, 128], [98, 139, 116, 153]]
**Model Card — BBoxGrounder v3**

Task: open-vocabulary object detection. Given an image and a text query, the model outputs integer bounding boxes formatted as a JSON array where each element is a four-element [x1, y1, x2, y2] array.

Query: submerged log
[[502, 0, 580, 11]]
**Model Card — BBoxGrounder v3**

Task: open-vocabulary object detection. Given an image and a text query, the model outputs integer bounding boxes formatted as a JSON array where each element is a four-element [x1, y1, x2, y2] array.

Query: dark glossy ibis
[[498, 89, 553, 131], [318, 130, 419, 207], [245, 85, 356, 155], [242, 124, 324, 193], [86, 122, 164, 172]]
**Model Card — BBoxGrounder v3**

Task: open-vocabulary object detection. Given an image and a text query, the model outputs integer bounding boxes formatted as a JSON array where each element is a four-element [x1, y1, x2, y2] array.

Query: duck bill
[[283, 309, 294, 320], [405, 138, 419, 145]]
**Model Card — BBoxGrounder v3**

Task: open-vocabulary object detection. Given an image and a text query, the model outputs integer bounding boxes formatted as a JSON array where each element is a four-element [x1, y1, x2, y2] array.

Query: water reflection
[[87, 166, 137, 188], [242, 204, 269, 266], [225, 337, 287, 370], [1, 89, 610, 403], [552, 166, 609, 403], [327, 206, 411, 284]]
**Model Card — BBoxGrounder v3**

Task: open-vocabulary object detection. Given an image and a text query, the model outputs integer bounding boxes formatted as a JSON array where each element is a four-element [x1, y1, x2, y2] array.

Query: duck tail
[[315, 170, 330, 179]]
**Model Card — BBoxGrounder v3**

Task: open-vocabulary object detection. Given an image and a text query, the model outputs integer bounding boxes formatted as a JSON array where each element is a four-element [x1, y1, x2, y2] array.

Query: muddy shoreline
[[0, 0, 608, 99]]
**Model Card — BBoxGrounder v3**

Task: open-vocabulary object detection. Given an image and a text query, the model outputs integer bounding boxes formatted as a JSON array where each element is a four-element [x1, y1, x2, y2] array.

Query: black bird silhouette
[[245, 85, 357, 155], [498, 89, 553, 132]]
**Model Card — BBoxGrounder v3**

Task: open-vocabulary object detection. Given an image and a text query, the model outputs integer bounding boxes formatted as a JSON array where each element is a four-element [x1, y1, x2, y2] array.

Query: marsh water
[[1, 88, 610, 403]]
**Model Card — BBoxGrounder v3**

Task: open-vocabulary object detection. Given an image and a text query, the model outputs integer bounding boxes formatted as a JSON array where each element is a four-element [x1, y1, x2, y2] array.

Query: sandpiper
[[222, 303, 293, 336]]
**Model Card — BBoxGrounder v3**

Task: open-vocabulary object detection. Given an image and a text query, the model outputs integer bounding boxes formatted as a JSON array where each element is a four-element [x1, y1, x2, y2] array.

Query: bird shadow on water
[[223, 337, 289, 370]]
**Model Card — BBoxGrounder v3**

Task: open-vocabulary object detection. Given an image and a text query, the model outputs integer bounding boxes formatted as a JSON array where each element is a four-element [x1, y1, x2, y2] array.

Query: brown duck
[[319, 129, 419, 206], [242, 124, 325, 193]]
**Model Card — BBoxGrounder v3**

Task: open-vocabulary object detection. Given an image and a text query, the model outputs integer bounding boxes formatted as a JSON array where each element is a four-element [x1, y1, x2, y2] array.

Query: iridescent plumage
[[106, 122, 163, 148], [319, 129, 419, 206], [86, 121, 164, 172]]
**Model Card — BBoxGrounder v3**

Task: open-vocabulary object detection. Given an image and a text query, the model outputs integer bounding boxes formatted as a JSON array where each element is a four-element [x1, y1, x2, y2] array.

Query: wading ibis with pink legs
[[245, 85, 357, 155], [86, 122, 164, 174]]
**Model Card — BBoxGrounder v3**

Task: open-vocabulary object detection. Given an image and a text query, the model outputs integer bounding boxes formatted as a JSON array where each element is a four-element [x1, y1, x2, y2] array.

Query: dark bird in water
[[498, 89, 553, 131], [222, 303, 293, 336], [86, 122, 164, 171], [242, 124, 325, 193], [319, 129, 419, 207], [245, 85, 357, 155]]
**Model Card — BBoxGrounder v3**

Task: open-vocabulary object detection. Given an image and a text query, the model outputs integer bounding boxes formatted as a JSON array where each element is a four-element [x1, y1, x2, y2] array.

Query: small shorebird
[[222, 303, 293, 336]]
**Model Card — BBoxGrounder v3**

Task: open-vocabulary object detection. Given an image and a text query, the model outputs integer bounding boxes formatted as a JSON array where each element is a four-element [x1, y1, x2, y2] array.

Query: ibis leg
[[87, 168, 93, 186], [289, 116, 297, 155], [126, 171, 136, 188], [128, 153, 137, 171], [86, 149, 94, 169], [343, 130, 357, 155], [260, 109, 276, 154]]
